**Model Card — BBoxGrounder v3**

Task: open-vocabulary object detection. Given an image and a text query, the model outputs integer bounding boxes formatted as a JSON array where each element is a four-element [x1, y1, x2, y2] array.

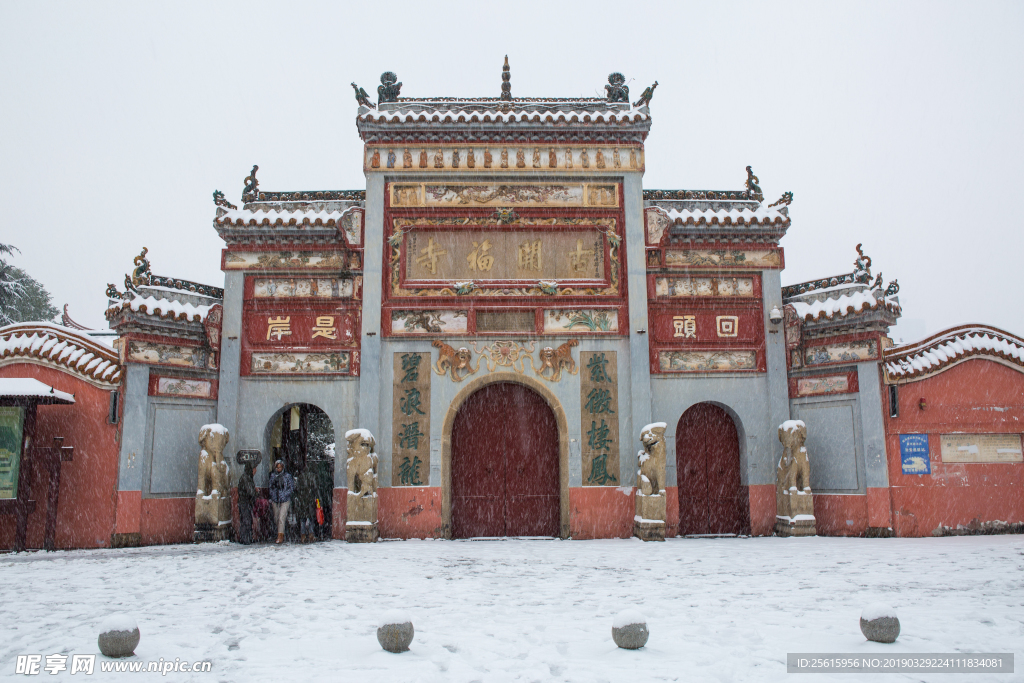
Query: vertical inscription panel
[[392, 352, 431, 486], [580, 351, 620, 486]]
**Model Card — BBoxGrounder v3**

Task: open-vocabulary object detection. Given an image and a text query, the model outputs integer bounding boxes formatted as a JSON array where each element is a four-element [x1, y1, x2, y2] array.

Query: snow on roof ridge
[[884, 325, 1024, 379], [788, 289, 898, 322], [652, 205, 788, 227], [0, 323, 122, 385], [0, 377, 75, 403], [108, 293, 212, 323], [361, 107, 650, 124]]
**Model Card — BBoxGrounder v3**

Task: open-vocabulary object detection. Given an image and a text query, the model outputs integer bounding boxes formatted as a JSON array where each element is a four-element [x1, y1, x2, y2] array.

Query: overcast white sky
[[1, 1, 1021, 340]]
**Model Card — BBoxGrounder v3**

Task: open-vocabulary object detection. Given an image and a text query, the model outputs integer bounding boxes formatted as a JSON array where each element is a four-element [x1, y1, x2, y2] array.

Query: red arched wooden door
[[676, 403, 750, 535], [451, 382, 560, 538]]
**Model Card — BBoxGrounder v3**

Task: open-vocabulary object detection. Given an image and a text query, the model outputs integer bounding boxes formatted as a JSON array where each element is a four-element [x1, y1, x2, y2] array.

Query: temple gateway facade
[[4, 65, 1022, 549]]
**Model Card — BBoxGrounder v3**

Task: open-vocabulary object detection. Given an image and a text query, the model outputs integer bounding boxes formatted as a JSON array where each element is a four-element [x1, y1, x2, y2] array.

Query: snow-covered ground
[[2, 536, 1022, 682]]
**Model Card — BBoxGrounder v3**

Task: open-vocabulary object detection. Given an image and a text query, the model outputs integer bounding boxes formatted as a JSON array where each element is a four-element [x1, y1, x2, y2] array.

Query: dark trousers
[[238, 499, 254, 544]]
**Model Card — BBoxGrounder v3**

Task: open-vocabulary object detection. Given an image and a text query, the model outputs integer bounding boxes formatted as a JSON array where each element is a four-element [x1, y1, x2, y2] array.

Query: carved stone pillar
[[634, 423, 667, 541]]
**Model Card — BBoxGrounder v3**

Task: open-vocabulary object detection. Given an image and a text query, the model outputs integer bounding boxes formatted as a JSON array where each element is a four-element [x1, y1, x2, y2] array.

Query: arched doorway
[[263, 404, 335, 541], [450, 382, 560, 538], [676, 403, 750, 536]]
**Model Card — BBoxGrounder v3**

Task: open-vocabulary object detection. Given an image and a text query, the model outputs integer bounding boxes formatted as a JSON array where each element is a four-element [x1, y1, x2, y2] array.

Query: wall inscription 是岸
[[580, 351, 620, 486], [392, 352, 431, 486], [405, 229, 604, 282]]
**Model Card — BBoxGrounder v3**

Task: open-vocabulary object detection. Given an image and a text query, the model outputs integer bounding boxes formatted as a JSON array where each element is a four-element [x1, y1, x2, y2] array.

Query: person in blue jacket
[[268, 459, 294, 544]]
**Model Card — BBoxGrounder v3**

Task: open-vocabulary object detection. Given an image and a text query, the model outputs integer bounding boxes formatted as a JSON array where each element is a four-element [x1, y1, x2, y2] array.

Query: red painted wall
[[569, 487, 635, 539], [140, 497, 193, 545], [0, 363, 119, 549], [884, 359, 1024, 536], [748, 484, 775, 536], [813, 494, 869, 536], [378, 486, 442, 539]]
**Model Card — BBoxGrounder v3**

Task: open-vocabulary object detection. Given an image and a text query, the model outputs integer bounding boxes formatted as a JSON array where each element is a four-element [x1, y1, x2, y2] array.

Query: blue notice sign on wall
[[900, 434, 931, 474]]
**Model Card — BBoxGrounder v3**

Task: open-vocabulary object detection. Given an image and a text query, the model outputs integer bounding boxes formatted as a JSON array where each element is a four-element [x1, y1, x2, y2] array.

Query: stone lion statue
[[777, 421, 811, 495], [346, 429, 378, 498], [637, 423, 666, 496], [195, 424, 230, 527]]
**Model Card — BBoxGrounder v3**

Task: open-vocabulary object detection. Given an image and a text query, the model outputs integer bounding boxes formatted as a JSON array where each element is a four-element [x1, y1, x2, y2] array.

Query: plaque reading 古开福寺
[[405, 229, 604, 282], [580, 351, 620, 486], [392, 352, 431, 486]]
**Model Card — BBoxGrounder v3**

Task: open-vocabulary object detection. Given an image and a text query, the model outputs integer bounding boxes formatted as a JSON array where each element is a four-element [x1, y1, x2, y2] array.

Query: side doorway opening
[[676, 402, 750, 536], [263, 404, 335, 542]]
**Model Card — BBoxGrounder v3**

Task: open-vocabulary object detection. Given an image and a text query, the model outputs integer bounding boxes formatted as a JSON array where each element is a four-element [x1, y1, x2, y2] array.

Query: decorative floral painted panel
[[390, 310, 469, 335], [804, 340, 877, 366], [250, 352, 351, 374], [658, 350, 757, 372], [544, 310, 618, 333]]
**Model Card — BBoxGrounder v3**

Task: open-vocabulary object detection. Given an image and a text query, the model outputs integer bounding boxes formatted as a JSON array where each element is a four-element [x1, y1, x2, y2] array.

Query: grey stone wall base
[[110, 533, 141, 548]]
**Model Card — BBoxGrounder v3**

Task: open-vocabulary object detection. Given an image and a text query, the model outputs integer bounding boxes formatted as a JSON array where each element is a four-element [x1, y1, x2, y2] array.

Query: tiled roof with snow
[[216, 207, 346, 228], [358, 106, 650, 125], [0, 323, 122, 386], [660, 205, 788, 227], [789, 288, 900, 322], [884, 325, 1024, 381], [106, 294, 212, 323]]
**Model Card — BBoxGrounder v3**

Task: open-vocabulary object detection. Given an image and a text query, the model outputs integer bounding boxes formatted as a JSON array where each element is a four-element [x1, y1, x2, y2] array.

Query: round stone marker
[[860, 603, 900, 643], [612, 609, 649, 649], [377, 610, 414, 653], [97, 614, 140, 658]]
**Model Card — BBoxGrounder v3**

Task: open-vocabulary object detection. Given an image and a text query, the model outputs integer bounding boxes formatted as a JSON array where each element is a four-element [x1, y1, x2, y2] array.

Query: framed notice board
[[899, 434, 930, 475], [0, 406, 25, 499]]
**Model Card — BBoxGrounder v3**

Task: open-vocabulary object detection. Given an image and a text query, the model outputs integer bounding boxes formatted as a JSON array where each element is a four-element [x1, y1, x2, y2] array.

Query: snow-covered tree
[[0, 243, 26, 325], [4, 267, 59, 323]]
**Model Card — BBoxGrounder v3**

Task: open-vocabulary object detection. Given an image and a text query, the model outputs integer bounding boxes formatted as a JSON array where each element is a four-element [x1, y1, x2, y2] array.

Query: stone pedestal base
[[193, 523, 232, 543], [774, 516, 816, 537], [634, 495, 666, 542], [346, 522, 379, 543], [346, 494, 378, 542], [633, 519, 665, 542]]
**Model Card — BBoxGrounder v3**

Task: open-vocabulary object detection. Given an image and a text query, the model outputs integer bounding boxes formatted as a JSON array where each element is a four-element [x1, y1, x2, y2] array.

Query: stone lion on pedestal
[[777, 421, 811, 495], [195, 424, 230, 530], [637, 423, 666, 496], [346, 429, 378, 498]]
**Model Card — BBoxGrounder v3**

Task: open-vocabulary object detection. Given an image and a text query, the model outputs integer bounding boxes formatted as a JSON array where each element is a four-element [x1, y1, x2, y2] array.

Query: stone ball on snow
[[612, 609, 649, 649], [377, 610, 414, 653], [860, 603, 900, 643], [97, 613, 140, 658]]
